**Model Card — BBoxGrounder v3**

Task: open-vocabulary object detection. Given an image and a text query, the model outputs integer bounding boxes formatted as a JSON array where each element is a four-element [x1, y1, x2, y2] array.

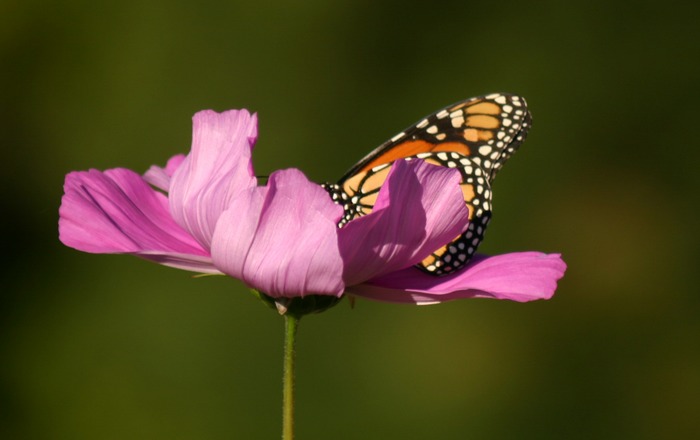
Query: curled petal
[[211, 169, 345, 297], [169, 110, 258, 249], [339, 159, 471, 285], [350, 252, 567, 304], [143, 154, 186, 192], [59, 168, 217, 272]]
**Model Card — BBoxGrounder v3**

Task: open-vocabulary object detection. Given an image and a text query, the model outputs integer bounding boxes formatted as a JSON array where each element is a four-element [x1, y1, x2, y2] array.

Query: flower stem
[[282, 313, 299, 440]]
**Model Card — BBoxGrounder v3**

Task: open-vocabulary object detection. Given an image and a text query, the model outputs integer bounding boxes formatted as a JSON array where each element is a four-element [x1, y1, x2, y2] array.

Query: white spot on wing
[[390, 132, 405, 142], [478, 145, 492, 155]]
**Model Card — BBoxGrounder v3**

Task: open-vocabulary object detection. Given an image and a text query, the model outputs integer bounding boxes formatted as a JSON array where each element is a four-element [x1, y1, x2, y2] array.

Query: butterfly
[[322, 93, 531, 276]]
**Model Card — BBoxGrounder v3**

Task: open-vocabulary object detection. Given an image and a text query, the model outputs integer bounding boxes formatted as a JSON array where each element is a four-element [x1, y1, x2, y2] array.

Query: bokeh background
[[2, 1, 699, 439]]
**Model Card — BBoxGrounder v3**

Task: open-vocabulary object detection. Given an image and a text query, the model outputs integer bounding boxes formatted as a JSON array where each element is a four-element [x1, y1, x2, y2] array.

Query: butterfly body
[[323, 93, 531, 275]]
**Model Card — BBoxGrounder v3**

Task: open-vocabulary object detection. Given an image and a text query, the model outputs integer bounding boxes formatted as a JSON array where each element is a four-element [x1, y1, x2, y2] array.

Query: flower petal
[[59, 168, 218, 272], [211, 169, 345, 297], [349, 252, 566, 304], [169, 109, 258, 249], [143, 154, 186, 192], [138, 252, 222, 274], [339, 159, 471, 285]]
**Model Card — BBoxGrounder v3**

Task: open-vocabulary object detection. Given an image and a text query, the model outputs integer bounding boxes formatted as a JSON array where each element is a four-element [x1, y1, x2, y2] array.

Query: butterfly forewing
[[339, 93, 531, 183], [325, 93, 531, 275]]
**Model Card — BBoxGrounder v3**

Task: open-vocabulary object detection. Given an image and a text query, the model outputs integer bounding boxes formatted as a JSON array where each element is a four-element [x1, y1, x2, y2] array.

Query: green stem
[[282, 313, 299, 440]]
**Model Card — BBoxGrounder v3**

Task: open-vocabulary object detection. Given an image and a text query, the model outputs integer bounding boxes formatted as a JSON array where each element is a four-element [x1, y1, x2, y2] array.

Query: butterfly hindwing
[[324, 93, 531, 275]]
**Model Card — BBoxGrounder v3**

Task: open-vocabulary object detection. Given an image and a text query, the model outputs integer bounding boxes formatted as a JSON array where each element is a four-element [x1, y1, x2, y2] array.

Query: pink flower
[[59, 109, 565, 306]]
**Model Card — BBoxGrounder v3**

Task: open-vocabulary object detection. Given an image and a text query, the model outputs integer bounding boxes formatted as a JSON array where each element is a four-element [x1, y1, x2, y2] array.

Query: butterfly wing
[[326, 93, 531, 275], [339, 93, 531, 183]]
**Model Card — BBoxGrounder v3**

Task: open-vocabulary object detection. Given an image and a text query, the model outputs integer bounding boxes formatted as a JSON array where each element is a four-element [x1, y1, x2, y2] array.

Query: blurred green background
[[2, 0, 699, 439]]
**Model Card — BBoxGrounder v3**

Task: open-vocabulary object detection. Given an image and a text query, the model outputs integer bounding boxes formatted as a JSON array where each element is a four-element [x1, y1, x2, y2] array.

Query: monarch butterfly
[[322, 93, 531, 276]]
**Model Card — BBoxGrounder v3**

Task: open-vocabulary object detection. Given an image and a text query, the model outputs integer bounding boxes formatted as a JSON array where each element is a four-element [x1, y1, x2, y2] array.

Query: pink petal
[[339, 159, 471, 285], [59, 168, 218, 273], [210, 169, 345, 297], [349, 252, 566, 304], [169, 110, 258, 249], [138, 252, 222, 274], [143, 154, 186, 192]]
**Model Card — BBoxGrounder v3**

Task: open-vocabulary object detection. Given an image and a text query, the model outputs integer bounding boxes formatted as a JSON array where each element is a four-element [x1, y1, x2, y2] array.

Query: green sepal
[[250, 289, 344, 318], [250, 289, 278, 311]]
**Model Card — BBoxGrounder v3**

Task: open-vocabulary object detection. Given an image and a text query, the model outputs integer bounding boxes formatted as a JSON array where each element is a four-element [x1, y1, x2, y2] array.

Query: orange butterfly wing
[[324, 93, 531, 275]]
